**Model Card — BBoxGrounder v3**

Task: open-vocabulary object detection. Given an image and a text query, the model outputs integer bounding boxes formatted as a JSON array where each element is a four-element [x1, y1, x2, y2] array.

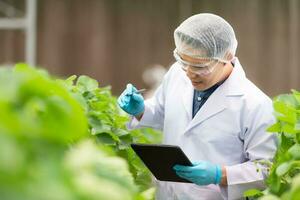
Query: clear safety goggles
[[173, 49, 229, 76]]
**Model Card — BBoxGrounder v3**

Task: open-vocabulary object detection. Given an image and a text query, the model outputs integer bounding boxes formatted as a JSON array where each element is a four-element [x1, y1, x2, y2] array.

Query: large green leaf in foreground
[[0, 64, 139, 200]]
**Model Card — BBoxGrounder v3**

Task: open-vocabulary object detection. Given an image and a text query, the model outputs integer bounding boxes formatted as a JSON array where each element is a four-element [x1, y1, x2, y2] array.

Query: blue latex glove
[[118, 83, 145, 116], [173, 161, 222, 185]]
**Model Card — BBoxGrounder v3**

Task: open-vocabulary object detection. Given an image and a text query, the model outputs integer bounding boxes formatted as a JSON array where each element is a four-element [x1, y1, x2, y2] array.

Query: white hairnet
[[174, 13, 238, 61]]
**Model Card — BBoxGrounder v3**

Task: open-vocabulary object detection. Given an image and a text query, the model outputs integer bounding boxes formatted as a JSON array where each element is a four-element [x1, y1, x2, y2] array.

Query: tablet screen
[[131, 143, 193, 183]]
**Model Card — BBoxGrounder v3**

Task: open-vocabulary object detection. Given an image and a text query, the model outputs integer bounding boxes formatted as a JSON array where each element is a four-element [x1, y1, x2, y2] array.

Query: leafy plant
[[245, 90, 300, 199], [60, 74, 162, 192], [0, 64, 153, 200], [64, 139, 138, 200]]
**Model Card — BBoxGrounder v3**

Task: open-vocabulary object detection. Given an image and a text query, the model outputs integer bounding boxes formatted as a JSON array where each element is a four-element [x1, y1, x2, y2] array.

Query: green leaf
[[288, 144, 300, 160], [138, 187, 155, 200], [89, 116, 111, 134], [276, 162, 291, 176], [273, 97, 297, 124], [277, 94, 298, 108], [96, 132, 118, 145], [279, 133, 295, 153], [64, 75, 77, 87], [118, 134, 133, 150], [295, 120, 300, 131], [289, 174, 300, 199], [243, 189, 263, 197], [267, 171, 282, 194], [114, 128, 130, 137], [291, 89, 300, 106], [276, 161, 300, 177], [259, 194, 281, 200], [76, 75, 99, 92], [267, 122, 281, 132], [281, 123, 299, 134]]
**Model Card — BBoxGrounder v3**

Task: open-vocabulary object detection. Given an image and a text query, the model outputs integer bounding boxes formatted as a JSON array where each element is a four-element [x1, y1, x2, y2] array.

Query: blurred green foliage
[[0, 64, 161, 200], [245, 90, 300, 200]]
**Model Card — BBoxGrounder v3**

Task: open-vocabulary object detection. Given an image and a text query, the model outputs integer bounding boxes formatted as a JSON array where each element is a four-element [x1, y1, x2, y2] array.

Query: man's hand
[[173, 161, 222, 185], [118, 83, 145, 116]]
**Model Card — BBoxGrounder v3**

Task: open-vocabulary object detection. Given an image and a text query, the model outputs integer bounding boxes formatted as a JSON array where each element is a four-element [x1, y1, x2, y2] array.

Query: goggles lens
[[180, 62, 218, 75], [173, 50, 221, 75]]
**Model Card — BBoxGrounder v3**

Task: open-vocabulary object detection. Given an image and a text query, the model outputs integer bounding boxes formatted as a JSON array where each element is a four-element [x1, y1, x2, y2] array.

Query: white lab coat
[[128, 58, 277, 200]]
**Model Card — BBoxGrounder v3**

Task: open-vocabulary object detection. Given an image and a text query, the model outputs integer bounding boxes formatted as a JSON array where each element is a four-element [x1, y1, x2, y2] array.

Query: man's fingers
[[126, 84, 133, 95], [123, 95, 131, 104], [173, 164, 193, 173], [126, 83, 138, 96], [132, 93, 143, 101], [176, 171, 193, 179]]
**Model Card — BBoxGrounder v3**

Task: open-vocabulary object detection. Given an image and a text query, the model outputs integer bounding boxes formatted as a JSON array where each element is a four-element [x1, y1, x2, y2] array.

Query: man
[[118, 13, 277, 200]]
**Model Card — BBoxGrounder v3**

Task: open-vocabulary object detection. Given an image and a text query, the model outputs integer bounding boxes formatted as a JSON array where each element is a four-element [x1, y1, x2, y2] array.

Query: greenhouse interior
[[1, 0, 300, 200]]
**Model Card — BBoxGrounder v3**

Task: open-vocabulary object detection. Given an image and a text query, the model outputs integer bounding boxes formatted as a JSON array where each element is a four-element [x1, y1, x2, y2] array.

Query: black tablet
[[131, 143, 193, 183]]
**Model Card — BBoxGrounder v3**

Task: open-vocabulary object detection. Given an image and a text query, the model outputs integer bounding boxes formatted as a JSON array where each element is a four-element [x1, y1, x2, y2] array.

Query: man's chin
[[191, 81, 205, 89], [193, 85, 208, 91]]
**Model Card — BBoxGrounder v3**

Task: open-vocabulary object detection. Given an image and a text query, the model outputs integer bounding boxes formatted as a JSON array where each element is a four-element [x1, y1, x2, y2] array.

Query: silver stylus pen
[[136, 88, 146, 94]]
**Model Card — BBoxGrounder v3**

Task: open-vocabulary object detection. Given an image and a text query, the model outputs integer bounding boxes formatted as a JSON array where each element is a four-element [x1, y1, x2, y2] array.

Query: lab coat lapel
[[184, 57, 246, 134], [185, 85, 227, 133], [181, 75, 194, 121]]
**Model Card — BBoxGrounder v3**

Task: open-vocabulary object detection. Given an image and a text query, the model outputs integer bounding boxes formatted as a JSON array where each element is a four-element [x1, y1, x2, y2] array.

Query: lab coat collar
[[222, 57, 246, 96], [182, 57, 246, 133]]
